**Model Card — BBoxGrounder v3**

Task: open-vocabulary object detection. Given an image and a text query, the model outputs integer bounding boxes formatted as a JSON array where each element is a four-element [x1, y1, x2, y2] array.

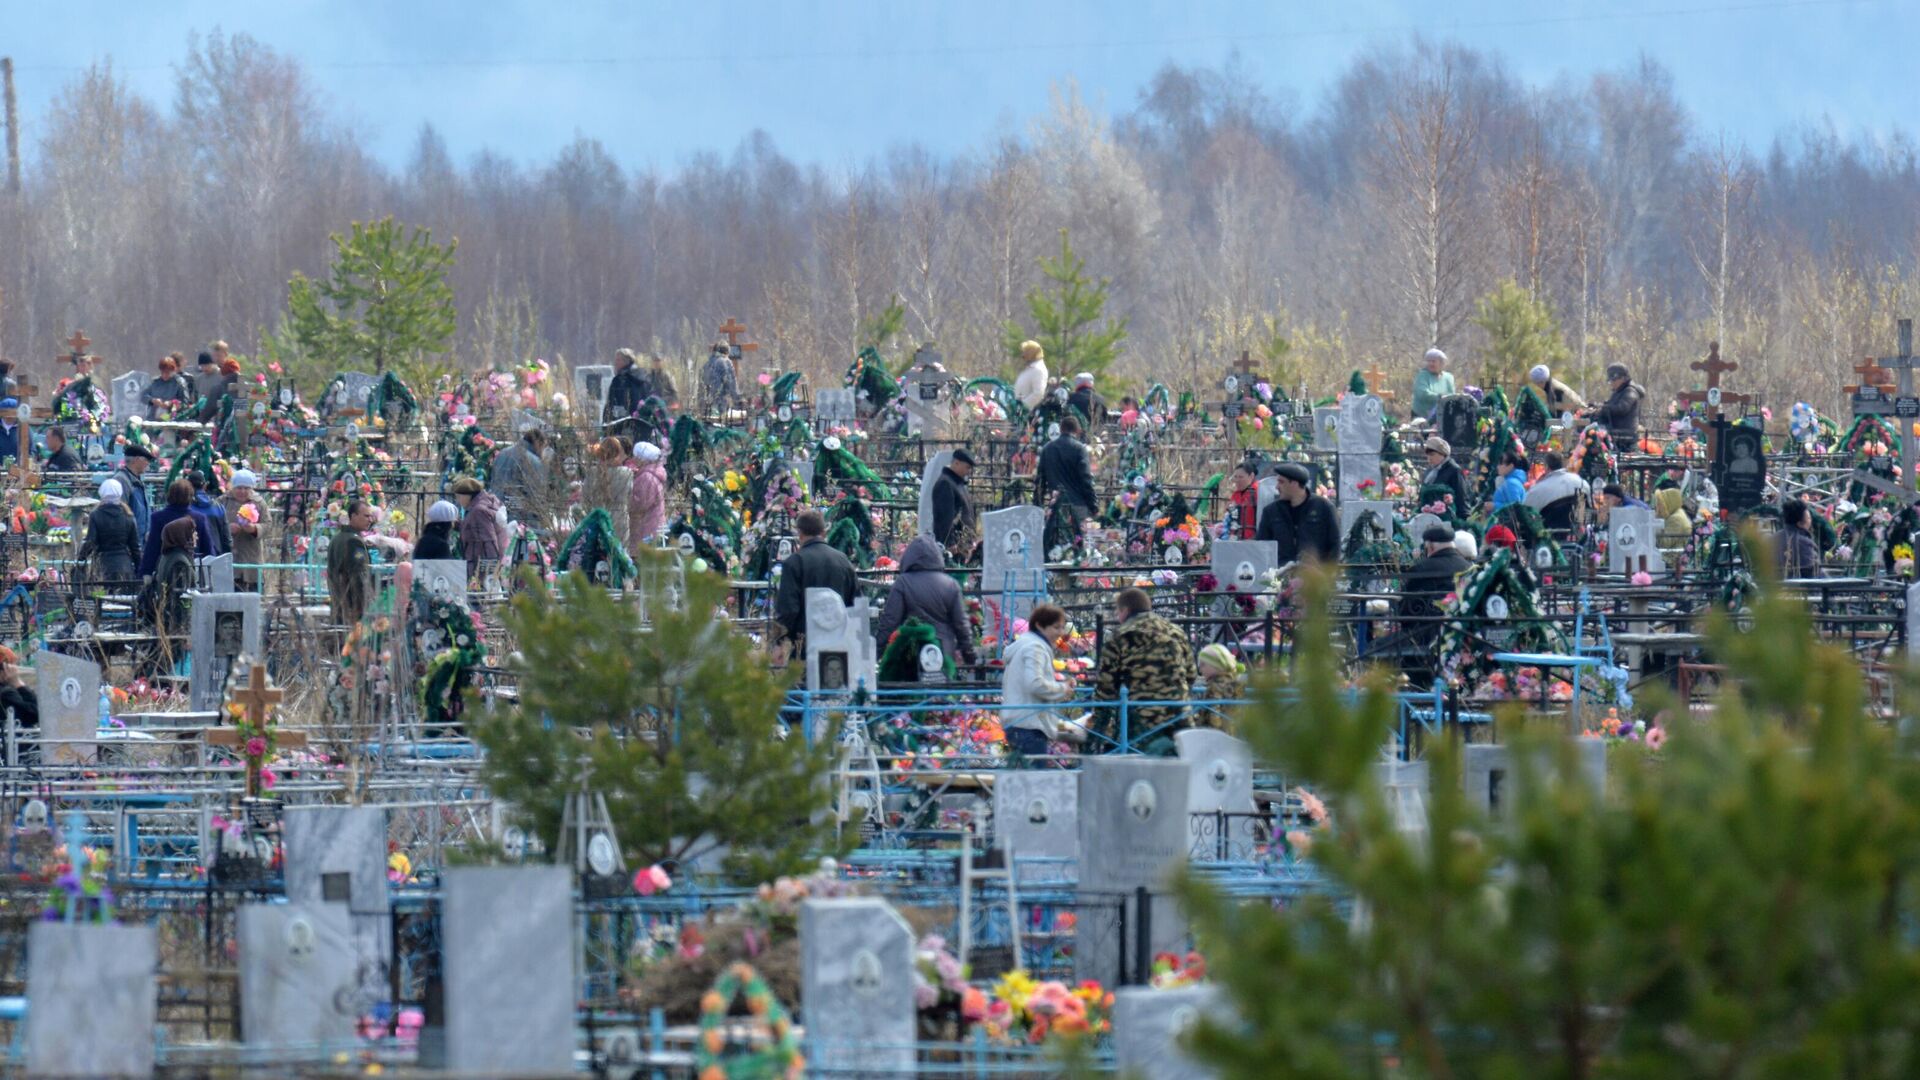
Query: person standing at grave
[[1402, 525, 1472, 654], [1412, 348, 1455, 420], [414, 500, 461, 561], [1528, 365, 1586, 416], [1067, 373, 1107, 428], [220, 470, 270, 591], [647, 353, 679, 409], [113, 444, 155, 545], [628, 442, 667, 545], [141, 516, 200, 638], [0, 647, 38, 756], [1256, 463, 1339, 566], [1094, 588, 1197, 752], [583, 438, 633, 547], [700, 342, 738, 414], [1779, 498, 1822, 579], [489, 428, 549, 512], [774, 510, 859, 659], [138, 478, 216, 576], [875, 535, 979, 672], [605, 348, 648, 429], [1226, 461, 1261, 540], [0, 396, 19, 469], [142, 353, 193, 418], [191, 351, 224, 421], [1013, 340, 1050, 411], [1489, 451, 1530, 513], [40, 427, 82, 472], [325, 499, 377, 625], [1195, 643, 1245, 717], [1000, 603, 1083, 759], [1420, 436, 1470, 515], [450, 477, 508, 579], [929, 449, 978, 560], [189, 471, 231, 556], [1587, 363, 1645, 445], [1038, 415, 1097, 517], [78, 478, 140, 582]]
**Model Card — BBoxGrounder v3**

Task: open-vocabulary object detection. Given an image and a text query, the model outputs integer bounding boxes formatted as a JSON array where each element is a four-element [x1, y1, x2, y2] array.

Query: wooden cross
[[62, 329, 90, 361], [8, 380, 38, 495], [717, 318, 759, 354], [1844, 355, 1896, 397], [1674, 341, 1753, 462], [1360, 363, 1397, 404], [1231, 350, 1258, 378], [207, 663, 305, 796]]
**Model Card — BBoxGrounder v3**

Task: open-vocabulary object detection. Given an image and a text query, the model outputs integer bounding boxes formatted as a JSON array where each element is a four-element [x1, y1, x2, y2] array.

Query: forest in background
[[1, 29, 1918, 417]]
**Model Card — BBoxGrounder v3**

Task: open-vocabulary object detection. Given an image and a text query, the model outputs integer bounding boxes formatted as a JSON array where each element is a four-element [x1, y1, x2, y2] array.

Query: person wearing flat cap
[[1404, 524, 1472, 607], [1255, 462, 1340, 566], [930, 448, 978, 559], [1421, 435, 1471, 513], [113, 443, 156, 545]]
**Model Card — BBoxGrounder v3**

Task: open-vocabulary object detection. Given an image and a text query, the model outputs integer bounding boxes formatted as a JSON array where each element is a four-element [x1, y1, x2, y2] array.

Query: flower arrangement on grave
[[1342, 507, 1406, 573], [42, 843, 116, 923], [223, 698, 279, 791], [322, 453, 383, 528], [1436, 548, 1567, 691], [692, 963, 805, 1080], [983, 971, 1114, 1045], [52, 371, 109, 429], [411, 580, 485, 730], [364, 370, 419, 428], [11, 492, 67, 540], [164, 433, 223, 495], [845, 345, 900, 412], [1789, 402, 1837, 456], [811, 435, 893, 501], [961, 377, 1018, 422], [517, 357, 552, 409], [914, 934, 987, 1033], [1149, 950, 1209, 990], [1568, 425, 1619, 486], [823, 494, 879, 569], [1512, 383, 1552, 440], [1490, 503, 1562, 568], [437, 423, 496, 487], [506, 523, 558, 584], [557, 508, 639, 587], [1840, 413, 1900, 463]]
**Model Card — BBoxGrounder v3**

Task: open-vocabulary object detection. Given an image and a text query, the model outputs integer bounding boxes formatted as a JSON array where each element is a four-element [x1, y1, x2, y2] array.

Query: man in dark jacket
[[41, 427, 83, 471], [773, 509, 859, 654], [113, 444, 155, 545], [604, 348, 649, 428], [929, 449, 978, 558], [1420, 436, 1470, 515], [1404, 526, 1472, 602], [1589, 363, 1645, 445], [1038, 415, 1097, 514], [875, 535, 978, 668], [1066, 373, 1107, 428], [1255, 463, 1339, 566]]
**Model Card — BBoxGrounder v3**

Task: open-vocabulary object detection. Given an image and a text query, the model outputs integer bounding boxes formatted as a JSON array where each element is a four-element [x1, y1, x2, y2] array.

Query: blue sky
[[2, 0, 1910, 170]]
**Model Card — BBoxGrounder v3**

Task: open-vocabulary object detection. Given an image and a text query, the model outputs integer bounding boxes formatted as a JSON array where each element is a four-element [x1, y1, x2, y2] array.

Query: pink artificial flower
[[1630, 571, 1653, 586], [757, 371, 773, 386], [631, 864, 672, 896], [1646, 726, 1667, 750], [244, 736, 267, 757], [258, 768, 277, 790]]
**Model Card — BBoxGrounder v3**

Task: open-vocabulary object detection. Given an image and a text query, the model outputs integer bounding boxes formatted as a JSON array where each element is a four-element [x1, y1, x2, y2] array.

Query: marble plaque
[[804, 589, 876, 695], [188, 592, 262, 711], [35, 650, 100, 765], [981, 505, 1046, 621], [1113, 985, 1225, 1080], [414, 559, 468, 606], [282, 805, 389, 916], [800, 897, 916, 1075], [1175, 728, 1254, 815], [1208, 540, 1278, 594], [26, 922, 157, 1077], [237, 901, 358, 1047], [436, 866, 575, 1076], [111, 371, 147, 421], [992, 770, 1079, 859], [1338, 394, 1384, 503], [1607, 506, 1666, 575]]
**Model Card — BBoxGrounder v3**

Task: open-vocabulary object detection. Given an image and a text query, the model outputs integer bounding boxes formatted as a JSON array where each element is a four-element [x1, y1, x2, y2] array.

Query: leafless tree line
[[1, 31, 1918, 419]]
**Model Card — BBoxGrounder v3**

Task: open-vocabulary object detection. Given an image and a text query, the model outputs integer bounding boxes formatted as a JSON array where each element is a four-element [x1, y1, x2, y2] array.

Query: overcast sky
[[2, 0, 1910, 170]]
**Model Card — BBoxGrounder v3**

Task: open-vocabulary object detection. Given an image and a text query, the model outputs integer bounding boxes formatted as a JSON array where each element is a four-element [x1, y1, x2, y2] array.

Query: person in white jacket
[[1013, 340, 1050, 411], [1000, 602, 1082, 760]]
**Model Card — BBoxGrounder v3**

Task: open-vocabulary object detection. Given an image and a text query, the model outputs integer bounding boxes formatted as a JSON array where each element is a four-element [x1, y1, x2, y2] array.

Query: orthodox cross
[[61, 329, 90, 363], [1673, 342, 1751, 463], [717, 318, 759, 356], [1359, 363, 1397, 405], [1230, 350, 1258, 380], [1844, 355, 1896, 397], [1872, 319, 1919, 489], [208, 662, 304, 797], [8, 377, 38, 496]]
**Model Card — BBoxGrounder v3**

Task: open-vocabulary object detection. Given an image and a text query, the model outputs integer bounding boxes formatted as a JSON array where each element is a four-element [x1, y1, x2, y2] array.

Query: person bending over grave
[[1255, 463, 1339, 566], [1000, 603, 1083, 759], [1094, 588, 1197, 752], [929, 448, 978, 560], [79, 478, 140, 582], [1038, 415, 1097, 517], [774, 510, 859, 658], [140, 516, 199, 637], [450, 477, 508, 579], [220, 470, 269, 590], [1067, 373, 1107, 428], [628, 442, 667, 544], [189, 471, 231, 556], [113, 444, 155, 545], [1489, 451, 1529, 513], [1595, 482, 1649, 529], [1421, 436, 1470, 513], [327, 499, 377, 626], [414, 500, 460, 561], [876, 535, 979, 672], [1586, 363, 1645, 445], [1528, 365, 1586, 417], [137, 478, 216, 577], [1780, 498, 1822, 579], [1413, 348, 1455, 420], [1226, 461, 1261, 540], [1013, 340, 1050, 411], [1195, 643, 1245, 722]]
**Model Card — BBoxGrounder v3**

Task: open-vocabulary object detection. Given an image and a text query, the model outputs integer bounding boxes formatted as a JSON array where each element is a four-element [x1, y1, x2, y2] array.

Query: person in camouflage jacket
[[1094, 588, 1198, 750]]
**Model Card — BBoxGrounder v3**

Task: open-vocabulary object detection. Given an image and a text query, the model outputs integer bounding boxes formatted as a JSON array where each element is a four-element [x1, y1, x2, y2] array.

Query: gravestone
[[574, 364, 615, 420], [187, 593, 262, 711], [800, 897, 916, 1075], [804, 588, 877, 696], [1716, 423, 1767, 513], [1338, 394, 1385, 503], [26, 922, 157, 1077], [917, 449, 957, 538], [237, 901, 357, 1047], [1175, 728, 1254, 815], [1077, 757, 1191, 986], [790, 458, 816, 493], [34, 650, 100, 765], [1339, 499, 1397, 541], [899, 349, 953, 439], [111, 371, 147, 421], [1208, 540, 1278, 594], [814, 388, 857, 423], [1406, 512, 1445, 544], [432, 866, 574, 1075], [992, 769, 1079, 859], [1607, 506, 1665, 576], [1312, 406, 1339, 452], [1463, 739, 1607, 818], [981, 505, 1047, 621], [414, 559, 468, 606], [198, 551, 234, 593], [1437, 393, 1480, 452], [1113, 985, 1225, 1080], [1908, 582, 1920, 660], [328, 371, 377, 415], [282, 805, 391, 973]]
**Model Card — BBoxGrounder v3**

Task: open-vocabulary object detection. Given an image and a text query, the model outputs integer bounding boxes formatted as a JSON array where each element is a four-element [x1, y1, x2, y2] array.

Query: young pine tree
[[1001, 228, 1128, 389], [285, 216, 458, 386], [1471, 278, 1571, 394]]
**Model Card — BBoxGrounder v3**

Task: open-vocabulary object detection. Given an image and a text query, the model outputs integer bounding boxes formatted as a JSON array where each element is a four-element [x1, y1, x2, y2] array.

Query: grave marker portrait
[[35, 649, 100, 764], [801, 897, 916, 1074]]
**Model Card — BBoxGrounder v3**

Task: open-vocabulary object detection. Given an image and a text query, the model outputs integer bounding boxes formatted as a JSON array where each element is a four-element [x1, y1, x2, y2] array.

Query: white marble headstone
[[237, 901, 358, 1048], [800, 897, 917, 1075], [112, 371, 147, 420], [1176, 728, 1254, 815], [917, 449, 957, 538], [1255, 475, 1278, 523], [34, 650, 100, 765], [188, 592, 263, 711], [1312, 407, 1339, 452], [900, 358, 953, 439], [993, 770, 1079, 859], [981, 505, 1046, 621], [804, 588, 877, 696], [26, 923, 157, 1077], [1338, 393, 1384, 503], [1607, 506, 1666, 575], [574, 364, 615, 418], [1463, 739, 1607, 818], [1113, 985, 1226, 1080], [434, 866, 574, 1075], [198, 552, 235, 593], [814, 388, 857, 422], [414, 559, 469, 607], [1208, 540, 1279, 595], [1406, 512, 1445, 544], [1077, 757, 1191, 986]]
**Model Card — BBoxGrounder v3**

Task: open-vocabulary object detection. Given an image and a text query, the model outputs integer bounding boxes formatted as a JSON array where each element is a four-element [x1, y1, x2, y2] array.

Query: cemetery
[[4, 16, 1920, 1077]]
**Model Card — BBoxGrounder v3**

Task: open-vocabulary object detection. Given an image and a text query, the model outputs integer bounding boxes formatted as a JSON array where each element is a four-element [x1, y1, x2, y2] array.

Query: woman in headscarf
[[414, 499, 461, 561], [628, 441, 667, 545], [78, 478, 140, 583], [142, 516, 200, 636], [451, 477, 507, 579]]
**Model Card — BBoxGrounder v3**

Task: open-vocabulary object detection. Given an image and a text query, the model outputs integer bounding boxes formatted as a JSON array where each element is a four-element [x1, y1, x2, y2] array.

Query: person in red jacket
[[1226, 461, 1260, 540]]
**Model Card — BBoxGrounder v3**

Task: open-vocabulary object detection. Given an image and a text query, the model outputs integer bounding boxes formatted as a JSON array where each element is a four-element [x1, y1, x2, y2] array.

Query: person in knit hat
[[1196, 643, 1245, 722], [1013, 340, 1049, 410]]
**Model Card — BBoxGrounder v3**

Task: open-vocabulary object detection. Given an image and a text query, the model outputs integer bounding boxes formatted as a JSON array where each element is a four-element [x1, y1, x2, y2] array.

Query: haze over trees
[[1, 30, 1917, 416]]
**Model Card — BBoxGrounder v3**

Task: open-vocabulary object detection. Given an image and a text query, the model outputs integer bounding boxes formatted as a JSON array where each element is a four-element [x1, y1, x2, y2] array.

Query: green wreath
[[367, 371, 419, 425], [846, 346, 900, 411], [694, 962, 804, 1080], [556, 508, 639, 587], [879, 617, 954, 681], [165, 434, 223, 495], [1436, 548, 1565, 689], [411, 581, 484, 730]]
